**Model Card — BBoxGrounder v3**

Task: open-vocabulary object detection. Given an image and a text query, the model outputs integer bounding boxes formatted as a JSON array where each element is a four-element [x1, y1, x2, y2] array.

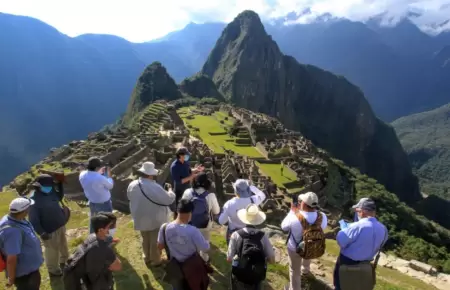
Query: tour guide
[[170, 147, 204, 218]]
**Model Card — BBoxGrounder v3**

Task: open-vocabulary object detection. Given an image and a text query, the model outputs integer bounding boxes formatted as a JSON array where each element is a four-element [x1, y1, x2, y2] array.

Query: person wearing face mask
[[63, 212, 122, 290], [0, 198, 43, 290], [170, 147, 205, 219], [182, 172, 220, 262], [281, 192, 327, 290], [218, 179, 267, 245], [334, 198, 388, 290], [28, 174, 69, 277]]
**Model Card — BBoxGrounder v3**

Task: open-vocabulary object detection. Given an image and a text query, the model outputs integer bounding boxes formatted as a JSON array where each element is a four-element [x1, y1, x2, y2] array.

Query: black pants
[[14, 270, 41, 290], [173, 189, 184, 218]]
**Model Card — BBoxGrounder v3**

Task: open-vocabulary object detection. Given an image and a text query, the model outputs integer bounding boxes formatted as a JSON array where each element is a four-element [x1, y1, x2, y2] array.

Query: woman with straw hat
[[227, 204, 275, 290]]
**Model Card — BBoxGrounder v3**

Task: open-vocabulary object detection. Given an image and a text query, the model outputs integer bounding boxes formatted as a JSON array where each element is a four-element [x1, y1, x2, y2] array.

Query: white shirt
[[127, 178, 175, 231], [281, 210, 328, 252], [218, 186, 266, 230], [79, 170, 114, 203], [182, 188, 221, 229]]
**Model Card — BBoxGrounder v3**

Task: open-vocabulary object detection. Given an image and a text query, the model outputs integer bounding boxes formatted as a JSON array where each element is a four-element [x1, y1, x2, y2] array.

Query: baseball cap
[[9, 197, 35, 213], [32, 174, 54, 187], [298, 192, 319, 208], [175, 147, 190, 156], [87, 157, 103, 169], [352, 198, 376, 211], [233, 179, 252, 198]]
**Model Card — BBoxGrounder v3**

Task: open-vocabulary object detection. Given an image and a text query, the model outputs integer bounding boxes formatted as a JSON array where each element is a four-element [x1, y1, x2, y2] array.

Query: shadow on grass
[[114, 253, 162, 290]]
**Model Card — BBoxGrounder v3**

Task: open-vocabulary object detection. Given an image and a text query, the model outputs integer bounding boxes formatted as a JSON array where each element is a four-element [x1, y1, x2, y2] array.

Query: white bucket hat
[[237, 204, 266, 226], [137, 162, 159, 176]]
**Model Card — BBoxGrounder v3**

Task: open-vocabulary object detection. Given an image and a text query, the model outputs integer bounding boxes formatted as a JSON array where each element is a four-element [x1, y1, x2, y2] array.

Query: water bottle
[[339, 219, 348, 229], [232, 254, 239, 267]]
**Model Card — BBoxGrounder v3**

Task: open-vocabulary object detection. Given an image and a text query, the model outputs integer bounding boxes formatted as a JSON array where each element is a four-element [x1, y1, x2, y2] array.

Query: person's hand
[[41, 232, 51, 241], [164, 183, 172, 191], [98, 167, 106, 175], [6, 278, 13, 288], [194, 165, 205, 173], [290, 203, 299, 213]]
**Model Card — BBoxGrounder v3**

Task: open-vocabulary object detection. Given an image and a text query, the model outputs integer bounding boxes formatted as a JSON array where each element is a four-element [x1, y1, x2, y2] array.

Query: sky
[[1, 0, 449, 42]]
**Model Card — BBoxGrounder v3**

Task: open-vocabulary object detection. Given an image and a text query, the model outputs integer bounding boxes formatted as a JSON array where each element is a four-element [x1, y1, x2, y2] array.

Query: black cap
[[176, 147, 190, 156], [193, 172, 211, 190], [32, 174, 54, 187], [177, 199, 194, 213], [87, 157, 103, 169]]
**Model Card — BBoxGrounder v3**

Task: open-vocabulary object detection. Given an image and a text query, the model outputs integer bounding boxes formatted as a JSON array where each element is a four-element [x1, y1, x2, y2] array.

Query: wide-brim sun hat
[[137, 162, 159, 176], [237, 204, 266, 226]]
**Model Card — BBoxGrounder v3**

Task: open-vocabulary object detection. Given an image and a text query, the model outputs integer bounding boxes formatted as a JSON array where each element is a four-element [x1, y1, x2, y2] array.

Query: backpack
[[296, 212, 326, 259], [0, 224, 25, 272], [231, 229, 267, 285], [63, 238, 99, 290], [190, 190, 210, 229]]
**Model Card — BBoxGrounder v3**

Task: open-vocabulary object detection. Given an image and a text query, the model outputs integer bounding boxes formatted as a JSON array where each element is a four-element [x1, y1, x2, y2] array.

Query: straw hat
[[237, 204, 266, 226]]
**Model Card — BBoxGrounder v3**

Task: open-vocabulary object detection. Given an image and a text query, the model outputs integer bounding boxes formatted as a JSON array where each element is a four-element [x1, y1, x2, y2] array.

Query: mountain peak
[[124, 62, 181, 121], [232, 10, 266, 36]]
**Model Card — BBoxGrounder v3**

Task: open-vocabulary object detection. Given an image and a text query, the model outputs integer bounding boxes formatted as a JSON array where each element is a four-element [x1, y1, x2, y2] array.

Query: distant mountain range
[[1, 11, 450, 189]]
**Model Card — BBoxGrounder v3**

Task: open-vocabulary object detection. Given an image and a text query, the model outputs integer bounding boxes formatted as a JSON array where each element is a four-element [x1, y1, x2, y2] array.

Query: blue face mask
[[184, 155, 190, 162], [40, 186, 53, 194]]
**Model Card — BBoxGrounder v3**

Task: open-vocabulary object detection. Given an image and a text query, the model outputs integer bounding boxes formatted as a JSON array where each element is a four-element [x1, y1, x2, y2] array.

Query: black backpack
[[63, 237, 99, 290], [231, 229, 267, 285]]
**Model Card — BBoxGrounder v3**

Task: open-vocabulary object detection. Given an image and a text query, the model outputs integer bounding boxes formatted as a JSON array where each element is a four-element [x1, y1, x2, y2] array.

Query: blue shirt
[[157, 222, 209, 263], [79, 170, 114, 203], [170, 159, 191, 192], [0, 215, 44, 277], [336, 217, 388, 261]]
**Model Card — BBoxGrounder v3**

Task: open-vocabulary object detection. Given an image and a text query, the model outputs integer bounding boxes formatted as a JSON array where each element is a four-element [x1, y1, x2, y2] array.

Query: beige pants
[[42, 226, 69, 275], [286, 249, 312, 290], [141, 230, 161, 264], [199, 228, 211, 262]]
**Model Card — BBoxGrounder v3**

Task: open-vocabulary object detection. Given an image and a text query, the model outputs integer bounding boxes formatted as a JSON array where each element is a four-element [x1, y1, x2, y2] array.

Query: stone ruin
[[9, 101, 352, 225]]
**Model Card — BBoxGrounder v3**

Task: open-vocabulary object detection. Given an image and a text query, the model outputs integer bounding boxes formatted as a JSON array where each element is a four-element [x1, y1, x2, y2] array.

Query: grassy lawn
[[178, 108, 262, 157], [257, 162, 303, 194]]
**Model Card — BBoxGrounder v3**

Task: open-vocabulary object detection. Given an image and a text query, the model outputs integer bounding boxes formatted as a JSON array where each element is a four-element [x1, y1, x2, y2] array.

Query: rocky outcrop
[[124, 62, 182, 122], [201, 10, 421, 204], [179, 73, 224, 101]]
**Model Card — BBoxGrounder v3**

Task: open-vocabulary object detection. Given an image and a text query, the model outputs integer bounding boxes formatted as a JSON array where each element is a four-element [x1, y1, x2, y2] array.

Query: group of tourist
[[0, 146, 388, 290]]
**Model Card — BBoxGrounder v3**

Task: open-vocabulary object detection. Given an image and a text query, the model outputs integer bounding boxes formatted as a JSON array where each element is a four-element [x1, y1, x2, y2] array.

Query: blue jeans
[[89, 200, 113, 233]]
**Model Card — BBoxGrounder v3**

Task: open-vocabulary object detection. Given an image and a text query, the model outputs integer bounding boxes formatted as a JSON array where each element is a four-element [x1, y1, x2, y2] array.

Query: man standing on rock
[[281, 192, 328, 290], [79, 157, 114, 233], [170, 147, 204, 218], [127, 161, 175, 266], [334, 198, 388, 290], [28, 174, 70, 277]]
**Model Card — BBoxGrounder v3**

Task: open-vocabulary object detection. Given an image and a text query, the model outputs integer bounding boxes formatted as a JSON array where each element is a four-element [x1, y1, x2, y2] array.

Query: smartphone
[[292, 194, 298, 207], [103, 166, 109, 177]]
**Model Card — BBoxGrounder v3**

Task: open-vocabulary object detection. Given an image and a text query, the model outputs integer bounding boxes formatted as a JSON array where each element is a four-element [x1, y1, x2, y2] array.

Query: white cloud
[[0, 0, 449, 42]]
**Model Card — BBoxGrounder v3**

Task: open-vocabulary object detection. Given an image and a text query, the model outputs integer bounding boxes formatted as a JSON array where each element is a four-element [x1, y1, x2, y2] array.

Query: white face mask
[[195, 187, 206, 194], [109, 228, 117, 237]]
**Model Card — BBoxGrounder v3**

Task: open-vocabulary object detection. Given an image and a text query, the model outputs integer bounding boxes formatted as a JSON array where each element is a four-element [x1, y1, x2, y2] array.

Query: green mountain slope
[[201, 10, 421, 205], [393, 103, 450, 199]]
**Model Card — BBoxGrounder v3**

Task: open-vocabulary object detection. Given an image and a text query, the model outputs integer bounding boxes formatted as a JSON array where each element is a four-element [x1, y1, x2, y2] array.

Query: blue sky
[[1, 0, 449, 42]]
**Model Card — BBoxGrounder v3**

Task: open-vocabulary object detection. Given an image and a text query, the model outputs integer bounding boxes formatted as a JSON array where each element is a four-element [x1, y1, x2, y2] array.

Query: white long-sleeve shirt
[[281, 210, 328, 252], [218, 185, 266, 230], [79, 170, 114, 203]]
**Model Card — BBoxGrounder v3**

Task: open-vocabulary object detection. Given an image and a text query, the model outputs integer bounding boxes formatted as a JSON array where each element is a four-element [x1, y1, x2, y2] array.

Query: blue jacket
[[29, 189, 67, 235]]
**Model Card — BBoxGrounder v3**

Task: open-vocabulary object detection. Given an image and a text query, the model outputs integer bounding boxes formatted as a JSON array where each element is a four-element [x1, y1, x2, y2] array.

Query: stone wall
[[111, 147, 151, 176]]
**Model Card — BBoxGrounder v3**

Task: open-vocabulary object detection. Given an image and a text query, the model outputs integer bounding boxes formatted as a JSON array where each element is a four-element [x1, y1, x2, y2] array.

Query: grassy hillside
[[393, 103, 450, 200]]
